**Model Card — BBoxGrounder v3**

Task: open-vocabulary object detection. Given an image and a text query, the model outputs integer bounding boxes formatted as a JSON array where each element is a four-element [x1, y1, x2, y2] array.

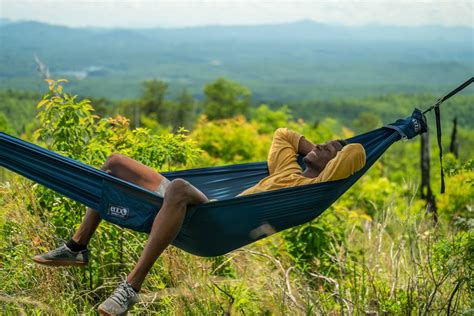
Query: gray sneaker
[[32, 244, 89, 267], [98, 281, 139, 315]]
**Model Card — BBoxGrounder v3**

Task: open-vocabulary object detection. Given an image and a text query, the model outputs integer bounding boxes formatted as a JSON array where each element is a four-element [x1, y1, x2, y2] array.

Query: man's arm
[[298, 136, 315, 156], [266, 128, 306, 175], [317, 144, 366, 182]]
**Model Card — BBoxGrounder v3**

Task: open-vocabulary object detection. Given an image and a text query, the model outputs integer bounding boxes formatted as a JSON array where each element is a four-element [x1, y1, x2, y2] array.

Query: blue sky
[[1, 0, 473, 28]]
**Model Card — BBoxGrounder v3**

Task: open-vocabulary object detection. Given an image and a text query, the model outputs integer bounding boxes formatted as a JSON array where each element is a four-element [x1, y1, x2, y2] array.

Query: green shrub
[[191, 115, 269, 165], [28, 79, 202, 303], [282, 212, 346, 275], [438, 158, 474, 229]]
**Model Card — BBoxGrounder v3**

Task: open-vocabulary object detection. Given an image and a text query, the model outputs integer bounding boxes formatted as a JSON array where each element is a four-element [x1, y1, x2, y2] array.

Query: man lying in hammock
[[33, 128, 365, 315]]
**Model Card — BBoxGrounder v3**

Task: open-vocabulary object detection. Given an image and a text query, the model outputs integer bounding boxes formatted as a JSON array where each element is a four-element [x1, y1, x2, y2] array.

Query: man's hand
[[298, 136, 315, 156]]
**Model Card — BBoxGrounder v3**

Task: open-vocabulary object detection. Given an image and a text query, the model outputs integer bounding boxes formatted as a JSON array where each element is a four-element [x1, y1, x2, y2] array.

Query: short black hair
[[336, 139, 348, 147]]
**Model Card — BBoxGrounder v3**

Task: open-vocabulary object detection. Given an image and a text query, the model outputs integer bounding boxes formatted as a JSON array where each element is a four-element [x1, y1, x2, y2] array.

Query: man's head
[[303, 139, 348, 174]]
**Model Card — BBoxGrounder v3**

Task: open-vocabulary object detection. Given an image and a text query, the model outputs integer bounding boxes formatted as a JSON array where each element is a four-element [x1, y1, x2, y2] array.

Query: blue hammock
[[0, 109, 426, 257]]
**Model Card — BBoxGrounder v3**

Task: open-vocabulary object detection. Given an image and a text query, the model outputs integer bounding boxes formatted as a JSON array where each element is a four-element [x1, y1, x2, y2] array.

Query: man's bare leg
[[126, 179, 208, 290], [71, 208, 102, 246], [96, 170, 209, 314]]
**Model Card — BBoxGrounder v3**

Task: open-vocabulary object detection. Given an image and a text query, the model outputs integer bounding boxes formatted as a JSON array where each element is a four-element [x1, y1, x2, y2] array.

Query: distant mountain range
[[0, 20, 472, 101]]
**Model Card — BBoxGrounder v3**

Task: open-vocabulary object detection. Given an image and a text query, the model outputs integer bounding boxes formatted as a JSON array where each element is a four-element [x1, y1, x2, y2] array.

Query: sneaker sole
[[32, 256, 88, 267], [98, 306, 126, 316]]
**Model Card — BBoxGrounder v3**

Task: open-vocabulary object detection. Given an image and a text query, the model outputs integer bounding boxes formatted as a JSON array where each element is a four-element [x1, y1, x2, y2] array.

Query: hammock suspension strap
[[422, 77, 473, 194]]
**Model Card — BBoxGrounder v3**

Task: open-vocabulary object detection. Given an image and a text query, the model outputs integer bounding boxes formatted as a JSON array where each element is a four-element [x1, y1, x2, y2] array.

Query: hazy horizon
[[2, 17, 473, 31], [1, 0, 473, 29]]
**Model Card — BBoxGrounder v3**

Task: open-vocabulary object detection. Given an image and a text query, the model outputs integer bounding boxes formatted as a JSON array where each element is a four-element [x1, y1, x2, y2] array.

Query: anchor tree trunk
[[449, 117, 459, 158], [420, 132, 438, 222]]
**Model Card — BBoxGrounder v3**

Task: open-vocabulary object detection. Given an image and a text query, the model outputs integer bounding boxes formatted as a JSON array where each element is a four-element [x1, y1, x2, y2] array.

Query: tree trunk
[[449, 117, 459, 158], [420, 133, 438, 222], [134, 104, 140, 128]]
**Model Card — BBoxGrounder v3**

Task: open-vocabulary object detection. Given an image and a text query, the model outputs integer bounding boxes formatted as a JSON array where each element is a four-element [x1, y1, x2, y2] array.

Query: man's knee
[[165, 179, 191, 202], [102, 153, 125, 172]]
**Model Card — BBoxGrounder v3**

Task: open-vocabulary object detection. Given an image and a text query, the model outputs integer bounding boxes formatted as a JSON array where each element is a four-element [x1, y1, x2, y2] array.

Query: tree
[[115, 99, 140, 128], [0, 112, 14, 135], [450, 117, 459, 158], [252, 104, 292, 134], [420, 133, 438, 222], [203, 77, 251, 120], [141, 79, 168, 120], [352, 112, 381, 133], [170, 89, 195, 132]]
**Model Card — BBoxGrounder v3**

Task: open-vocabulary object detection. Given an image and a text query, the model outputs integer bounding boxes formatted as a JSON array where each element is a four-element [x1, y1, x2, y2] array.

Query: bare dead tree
[[34, 54, 50, 80], [449, 117, 459, 159], [134, 103, 140, 128], [420, 133, 438, 223]]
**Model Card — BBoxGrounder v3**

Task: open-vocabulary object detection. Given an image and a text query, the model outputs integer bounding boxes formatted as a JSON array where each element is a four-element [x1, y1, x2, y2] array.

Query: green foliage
[[208, 256, 237, 278], [13, 80, 203, 308], [456, 127, 474, 161], [295, 94, 474, 131], [355, 176, 402, 217], [282, 212, 345, 274], [431, 230, 473, 282], [34, 79, 96, 157], [107, 81, 196, 133], [0, 112, 15, 134], [251, 104, 292, 134], [438, 158, 474, 229], [445, 156, 474, 177], [0, 89, 41, 135], [141, 79, 168, 118], [203, 77, 251, 120], [33, 79, 200, 169], [170, 89, 195, 132], [191, 115, 269, 165], [352, 111, 382, 133]]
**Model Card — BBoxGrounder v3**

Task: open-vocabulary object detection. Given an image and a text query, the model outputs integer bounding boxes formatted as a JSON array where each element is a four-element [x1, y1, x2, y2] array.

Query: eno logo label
[[108, 205, 129, 219], [411, 118, 422, 133]]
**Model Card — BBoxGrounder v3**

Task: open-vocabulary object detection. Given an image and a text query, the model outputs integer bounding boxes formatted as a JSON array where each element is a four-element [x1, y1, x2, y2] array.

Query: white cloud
[[0, 0, 472, 28]]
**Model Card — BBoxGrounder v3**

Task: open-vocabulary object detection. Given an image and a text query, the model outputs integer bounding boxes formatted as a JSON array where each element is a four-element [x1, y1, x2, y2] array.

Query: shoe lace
[[49, 245, 69, 256], [110, 282, 136, 307]]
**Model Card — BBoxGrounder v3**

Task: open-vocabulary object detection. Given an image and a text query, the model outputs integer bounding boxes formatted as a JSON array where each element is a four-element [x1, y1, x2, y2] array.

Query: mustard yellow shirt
[[239, 128, 366, 196]]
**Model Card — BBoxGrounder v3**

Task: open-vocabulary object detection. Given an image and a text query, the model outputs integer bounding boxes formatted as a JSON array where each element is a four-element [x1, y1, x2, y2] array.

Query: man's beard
[[302, 155, 312, 168]]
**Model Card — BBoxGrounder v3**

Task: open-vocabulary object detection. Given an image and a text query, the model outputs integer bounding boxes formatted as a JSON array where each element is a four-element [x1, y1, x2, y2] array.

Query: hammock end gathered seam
[[384, 108, 428, 141]]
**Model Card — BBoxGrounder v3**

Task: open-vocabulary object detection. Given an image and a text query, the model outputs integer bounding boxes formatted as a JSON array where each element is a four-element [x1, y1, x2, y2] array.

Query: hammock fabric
[[0, 109, 426, 257]]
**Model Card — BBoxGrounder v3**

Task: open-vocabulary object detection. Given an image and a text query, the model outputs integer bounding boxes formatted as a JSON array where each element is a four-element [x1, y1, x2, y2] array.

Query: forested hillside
[[0, 20, 472, 100]]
